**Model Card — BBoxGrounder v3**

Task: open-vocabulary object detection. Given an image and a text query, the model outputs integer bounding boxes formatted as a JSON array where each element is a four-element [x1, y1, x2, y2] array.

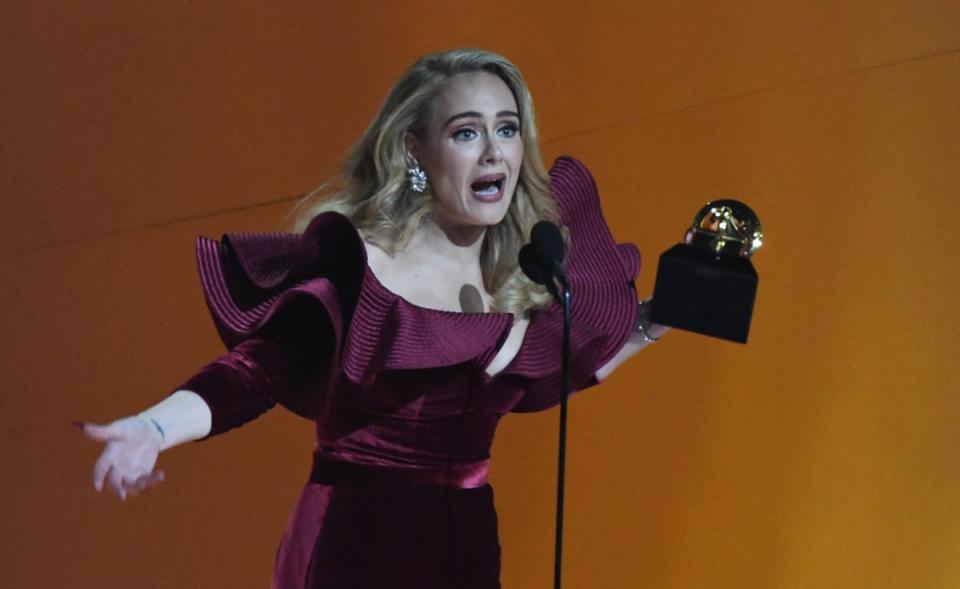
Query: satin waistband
[[309, 454, 490, 489]]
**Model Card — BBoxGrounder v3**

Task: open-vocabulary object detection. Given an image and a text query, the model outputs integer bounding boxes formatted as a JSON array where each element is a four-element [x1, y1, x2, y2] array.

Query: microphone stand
[[518, 231, 571, 589], [552, 274, 571, 589]]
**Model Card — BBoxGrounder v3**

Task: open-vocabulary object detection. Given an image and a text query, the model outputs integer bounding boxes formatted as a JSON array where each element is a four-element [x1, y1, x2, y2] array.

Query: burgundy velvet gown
[[177, 157, 640, 588]]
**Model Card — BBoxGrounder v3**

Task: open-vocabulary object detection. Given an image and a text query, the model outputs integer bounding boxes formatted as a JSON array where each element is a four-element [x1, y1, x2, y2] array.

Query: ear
[[403, 132, 419, 167]]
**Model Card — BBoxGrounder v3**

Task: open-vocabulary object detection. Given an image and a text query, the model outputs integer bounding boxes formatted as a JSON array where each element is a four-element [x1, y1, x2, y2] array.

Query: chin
[[469, 204, 512, 227]]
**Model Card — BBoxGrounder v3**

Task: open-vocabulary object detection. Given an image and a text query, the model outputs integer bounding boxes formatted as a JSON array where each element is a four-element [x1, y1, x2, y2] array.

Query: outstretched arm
[[80, 321, 318, 500], [81, 300, 334, 500]]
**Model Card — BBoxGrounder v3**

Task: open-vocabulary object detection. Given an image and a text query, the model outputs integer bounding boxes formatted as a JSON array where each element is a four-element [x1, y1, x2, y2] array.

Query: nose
[[482, 136, 504, 163]]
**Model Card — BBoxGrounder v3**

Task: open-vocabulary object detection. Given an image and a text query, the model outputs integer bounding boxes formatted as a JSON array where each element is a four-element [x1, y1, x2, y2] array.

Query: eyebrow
[[444, 110, 520, 127]]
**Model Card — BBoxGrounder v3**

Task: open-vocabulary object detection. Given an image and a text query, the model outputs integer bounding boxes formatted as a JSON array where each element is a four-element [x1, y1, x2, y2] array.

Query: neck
[[403, 216, 487, 270]]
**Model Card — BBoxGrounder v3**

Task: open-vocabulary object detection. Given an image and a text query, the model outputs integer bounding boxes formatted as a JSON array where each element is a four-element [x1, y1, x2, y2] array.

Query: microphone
[[519, 221, 567, 300], [519, 243, 549, 285], [532, 221, 567, 286], [531, 221, 565, 269]]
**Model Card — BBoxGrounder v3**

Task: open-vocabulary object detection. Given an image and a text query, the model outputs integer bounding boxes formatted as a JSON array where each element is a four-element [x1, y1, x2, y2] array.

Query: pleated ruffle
[[193, 157, 639, 415]]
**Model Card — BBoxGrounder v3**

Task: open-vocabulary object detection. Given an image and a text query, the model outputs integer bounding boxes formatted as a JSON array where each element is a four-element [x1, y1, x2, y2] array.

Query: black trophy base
[[650, 244, 758, 343]]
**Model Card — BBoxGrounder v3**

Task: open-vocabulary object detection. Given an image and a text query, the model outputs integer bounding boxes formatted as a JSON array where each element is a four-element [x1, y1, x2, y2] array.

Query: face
[[407, 71, 524, 234]]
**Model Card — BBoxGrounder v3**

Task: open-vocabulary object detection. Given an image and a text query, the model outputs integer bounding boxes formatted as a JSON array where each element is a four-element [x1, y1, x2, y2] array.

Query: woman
[[82, 48, 667, 588]]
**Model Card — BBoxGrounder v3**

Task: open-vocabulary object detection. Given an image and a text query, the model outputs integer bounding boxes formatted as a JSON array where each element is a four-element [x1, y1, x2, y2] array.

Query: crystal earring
[[407, 165, 427, 193]]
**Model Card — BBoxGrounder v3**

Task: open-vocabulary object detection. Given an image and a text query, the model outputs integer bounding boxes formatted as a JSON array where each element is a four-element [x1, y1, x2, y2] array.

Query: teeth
[[472, 178, 502, 196], [475, 183, 498, 196], [472, 179, 501, 196]]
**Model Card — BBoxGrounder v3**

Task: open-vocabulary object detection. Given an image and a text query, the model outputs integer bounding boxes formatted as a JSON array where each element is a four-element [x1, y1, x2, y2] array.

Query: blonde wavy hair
[[291, 48, 559, 316]]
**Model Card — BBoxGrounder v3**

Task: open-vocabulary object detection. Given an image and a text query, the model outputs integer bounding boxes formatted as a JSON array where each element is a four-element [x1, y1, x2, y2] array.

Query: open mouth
[[470, 175, 506, 199]]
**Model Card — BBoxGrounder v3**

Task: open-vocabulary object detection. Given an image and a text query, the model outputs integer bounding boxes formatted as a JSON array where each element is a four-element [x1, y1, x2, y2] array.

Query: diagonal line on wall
[[18, 194, 298, 255], [543, 46, 960, 145], [20, 46, 959, 256]]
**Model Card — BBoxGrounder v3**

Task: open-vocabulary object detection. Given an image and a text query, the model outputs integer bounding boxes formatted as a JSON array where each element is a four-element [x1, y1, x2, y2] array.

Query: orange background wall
[[2, 2, 959, 587]]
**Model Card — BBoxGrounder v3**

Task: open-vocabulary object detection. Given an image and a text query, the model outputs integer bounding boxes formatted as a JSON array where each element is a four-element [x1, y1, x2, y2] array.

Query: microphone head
[[519, 244, 548, 285], [531, 221, 565, 265]]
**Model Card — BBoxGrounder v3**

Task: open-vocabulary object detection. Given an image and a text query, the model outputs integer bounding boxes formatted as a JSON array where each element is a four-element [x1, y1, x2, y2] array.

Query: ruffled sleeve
[[184, 212, 365, 428], [507, 156, 640, 412]]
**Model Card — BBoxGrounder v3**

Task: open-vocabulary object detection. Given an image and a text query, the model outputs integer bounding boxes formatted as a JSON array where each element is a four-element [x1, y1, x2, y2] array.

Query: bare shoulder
[[363, 240, 392, 275], [362, 240, 410, 297]]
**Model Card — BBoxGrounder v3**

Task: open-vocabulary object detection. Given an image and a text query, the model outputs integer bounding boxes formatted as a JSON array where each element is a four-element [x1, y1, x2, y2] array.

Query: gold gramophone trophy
[[650, 200, 763, 343]]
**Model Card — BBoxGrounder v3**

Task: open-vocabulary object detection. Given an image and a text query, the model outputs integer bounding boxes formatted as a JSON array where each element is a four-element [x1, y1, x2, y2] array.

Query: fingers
[[96, 463, 166, 499], [93, 445, 116, 492], [132, 471, 164, 492], [82, 421, 122, 443], [107, 466, 126, 500], [119, 471, 165, 499], [109, 472, 147, 500], [93, 442, 152, 491], [132, 476, 149, 493]]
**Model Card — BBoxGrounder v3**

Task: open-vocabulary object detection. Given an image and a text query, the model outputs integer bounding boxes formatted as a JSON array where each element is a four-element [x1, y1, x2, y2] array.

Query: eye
[[453, 127, 478, 141], [497, 123, 520, 138]]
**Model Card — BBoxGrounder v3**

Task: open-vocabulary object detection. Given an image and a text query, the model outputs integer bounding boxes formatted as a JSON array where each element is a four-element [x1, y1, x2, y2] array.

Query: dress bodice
[[181, 157, 640, 477]]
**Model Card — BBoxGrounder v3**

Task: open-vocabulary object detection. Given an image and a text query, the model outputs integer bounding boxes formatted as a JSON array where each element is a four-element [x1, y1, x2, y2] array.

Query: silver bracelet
[[635, 297, 660, 343]]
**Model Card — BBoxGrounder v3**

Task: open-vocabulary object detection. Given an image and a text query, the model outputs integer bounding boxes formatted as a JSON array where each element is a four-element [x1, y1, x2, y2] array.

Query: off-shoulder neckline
[[355, 235, 519, 380], [358, 237, 514, 320]]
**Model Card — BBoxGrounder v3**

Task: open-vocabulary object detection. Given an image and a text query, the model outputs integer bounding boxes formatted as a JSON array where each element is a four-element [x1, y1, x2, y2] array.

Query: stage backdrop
[[2, 2, 958, 587]]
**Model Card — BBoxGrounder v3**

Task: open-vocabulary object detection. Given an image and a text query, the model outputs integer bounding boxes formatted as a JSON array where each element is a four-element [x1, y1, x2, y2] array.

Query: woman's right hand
[[81, 417, 166, 500]]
